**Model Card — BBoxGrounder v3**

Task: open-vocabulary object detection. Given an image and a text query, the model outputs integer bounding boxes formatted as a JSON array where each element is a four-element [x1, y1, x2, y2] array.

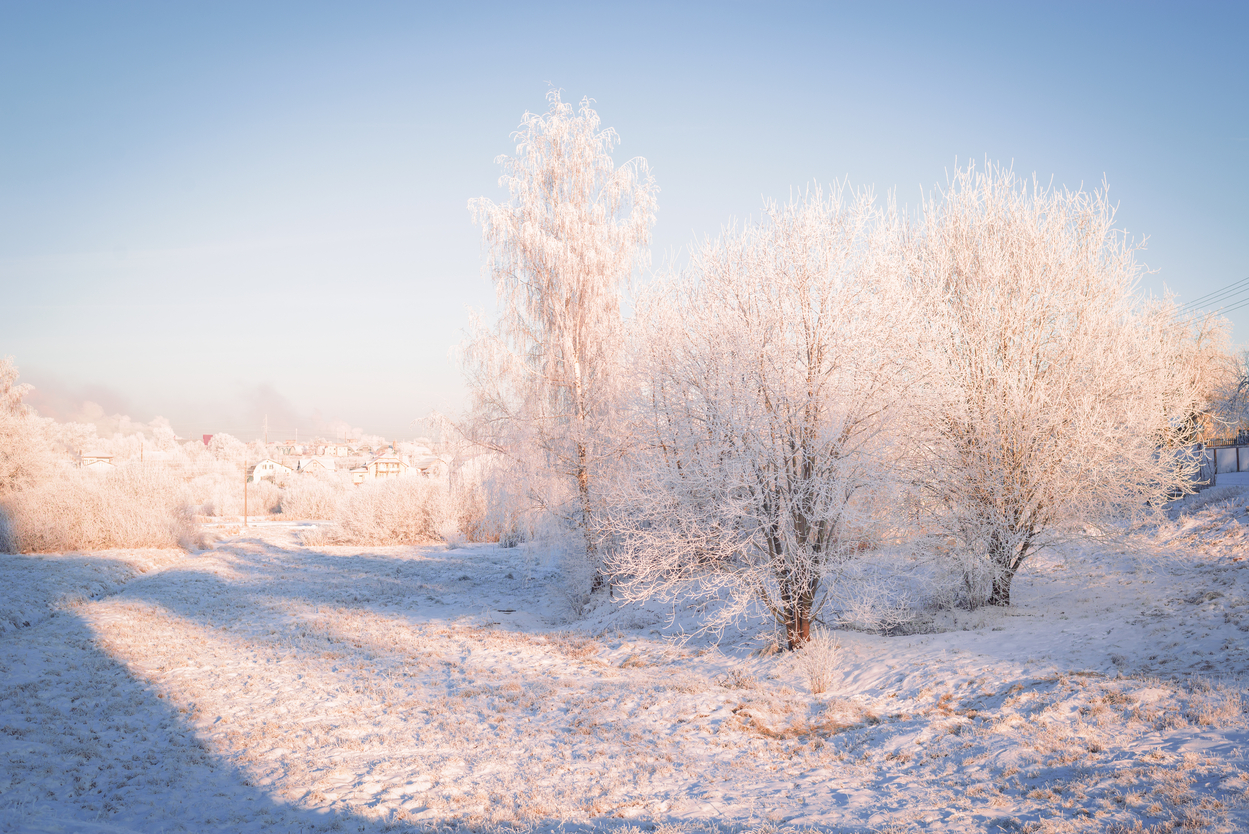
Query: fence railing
[[1203, 430, 1249, 448]]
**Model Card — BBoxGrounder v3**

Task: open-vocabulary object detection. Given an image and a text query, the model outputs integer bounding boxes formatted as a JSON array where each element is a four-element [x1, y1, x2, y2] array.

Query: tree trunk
[[988, 567, 1015, 606], [782, 574, 818, 650], [785, 612, 811, 651], [577, 440, 607, 592], [986, 531, 1018, 606], [576, 441, 593, 556]]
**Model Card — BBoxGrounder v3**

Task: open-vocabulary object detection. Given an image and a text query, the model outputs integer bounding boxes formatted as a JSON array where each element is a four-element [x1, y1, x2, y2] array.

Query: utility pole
[[243, 458, 249, 529], [263, 414, 269, 446]]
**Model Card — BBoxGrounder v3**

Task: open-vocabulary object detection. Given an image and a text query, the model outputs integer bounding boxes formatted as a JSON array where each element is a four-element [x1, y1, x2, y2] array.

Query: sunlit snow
[[5, 496, 1249, 832]]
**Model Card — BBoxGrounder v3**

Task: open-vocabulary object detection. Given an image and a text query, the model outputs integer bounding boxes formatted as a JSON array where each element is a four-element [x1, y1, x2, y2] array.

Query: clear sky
[[2, 1, 1246, 441]]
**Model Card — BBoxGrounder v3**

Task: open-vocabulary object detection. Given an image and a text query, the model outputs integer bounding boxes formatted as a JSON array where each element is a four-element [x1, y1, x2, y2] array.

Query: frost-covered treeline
[[457, 97, 1235, 644], [0, 358, 198, 551], [0, 362, 462, 552]]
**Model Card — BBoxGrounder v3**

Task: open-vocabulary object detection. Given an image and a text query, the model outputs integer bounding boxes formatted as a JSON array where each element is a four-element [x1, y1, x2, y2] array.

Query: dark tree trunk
[[986, 529, 1024, 606], [782, 573, 818, 650], [988, 567, 1015, 606], [785, 612, 812, 650]]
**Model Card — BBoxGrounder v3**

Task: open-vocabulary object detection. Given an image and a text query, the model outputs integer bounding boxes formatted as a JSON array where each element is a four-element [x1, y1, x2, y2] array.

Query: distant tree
[[605, 186, 923, 648], [207, 433, 249, 464], [464, 91, 657, 592], [915, 163, 1214, 607], [0, 357, 52, 499], [1206, 347, 1249, 436]]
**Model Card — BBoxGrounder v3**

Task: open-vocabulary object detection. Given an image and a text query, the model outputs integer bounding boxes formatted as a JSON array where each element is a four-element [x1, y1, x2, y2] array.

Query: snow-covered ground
[[5, 496, 1249, 833]]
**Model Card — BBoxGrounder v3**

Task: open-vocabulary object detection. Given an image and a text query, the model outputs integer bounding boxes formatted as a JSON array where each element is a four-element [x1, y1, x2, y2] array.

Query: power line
[[1174, 275, 1249, 315], [1209, 295, 1249, 320]]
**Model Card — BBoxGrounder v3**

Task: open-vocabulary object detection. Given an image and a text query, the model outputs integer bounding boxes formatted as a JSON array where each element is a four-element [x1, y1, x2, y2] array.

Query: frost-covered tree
[[1203, 346, 1249, 435], [606, 187, 923, 648], [465, 91, 657, 585], [0, 358, 52, 498], [916, 163, 1213, 606], [207, 433, 249, 464]]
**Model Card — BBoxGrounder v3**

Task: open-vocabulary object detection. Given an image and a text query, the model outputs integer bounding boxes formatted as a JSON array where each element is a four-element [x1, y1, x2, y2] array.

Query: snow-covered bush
[[308, 477, 453, 545], [831, 573, 921, 634], [793, 627, 840, 694], [0, 464, 196, 552], [244, 479, 282, 517], [189, 468, 280, 517], [187, 470, 236, 517], [279, 475, 345, 520], [444, 450, 527, 544]]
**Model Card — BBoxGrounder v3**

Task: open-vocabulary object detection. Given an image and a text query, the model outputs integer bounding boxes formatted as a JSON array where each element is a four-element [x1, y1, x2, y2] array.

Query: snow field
[[4, 498, 1249, 832]]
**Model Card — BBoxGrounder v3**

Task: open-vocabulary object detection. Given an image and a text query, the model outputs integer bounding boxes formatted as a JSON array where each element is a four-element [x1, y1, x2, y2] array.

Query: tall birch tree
[[466, 91, 656, 582]]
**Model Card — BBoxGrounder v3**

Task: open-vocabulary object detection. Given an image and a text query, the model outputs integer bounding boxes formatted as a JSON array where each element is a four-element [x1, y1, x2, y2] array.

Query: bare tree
[[464, 91, 657, 588], [605, 186, 923, 648], [916, 163, 1215, 607]]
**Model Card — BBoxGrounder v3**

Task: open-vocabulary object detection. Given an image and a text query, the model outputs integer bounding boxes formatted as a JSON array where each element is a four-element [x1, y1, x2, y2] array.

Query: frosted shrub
[[279, 476, 345, 520], [794, 627, 840, 695], [452, 472, 491, 541], [425, 433, 530, 546], [245, 479, 282, 516], [188, 471, 231, 516], [447, 453, 520, 543], [0, 464, 196, 552], [190, 470, 280, 517], [311, 477, 454, 545], [834, 576, 920, 634], [438, 519, 466, 549]]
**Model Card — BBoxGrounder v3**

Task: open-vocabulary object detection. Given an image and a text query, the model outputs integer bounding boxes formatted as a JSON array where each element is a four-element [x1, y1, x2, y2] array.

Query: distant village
[[240, 437, 450, 486], [75, 435, 451, 487]]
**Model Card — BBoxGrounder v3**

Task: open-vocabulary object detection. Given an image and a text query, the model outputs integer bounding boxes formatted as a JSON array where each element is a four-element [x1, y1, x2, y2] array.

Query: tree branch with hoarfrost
[[604, 186, 924, 648], [463, 91, 657, 595], [915, 163, 1220, 607]]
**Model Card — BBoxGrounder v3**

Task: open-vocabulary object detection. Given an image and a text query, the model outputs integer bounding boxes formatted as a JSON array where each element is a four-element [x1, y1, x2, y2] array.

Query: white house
[[366, 453, 408, 480], [347, 450, 452, 485], [316, 443, 351, 457], [297, 456, 337, 475], [249, 458, 294, 482], [79, 452, 114, 473]]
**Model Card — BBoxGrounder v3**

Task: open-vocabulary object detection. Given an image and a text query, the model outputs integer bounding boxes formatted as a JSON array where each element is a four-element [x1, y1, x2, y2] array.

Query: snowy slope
[[3, 498, 1249, 833]]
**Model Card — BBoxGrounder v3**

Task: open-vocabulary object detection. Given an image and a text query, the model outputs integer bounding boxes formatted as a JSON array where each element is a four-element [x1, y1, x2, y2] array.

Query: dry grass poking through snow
[[4, 511, 1249, 832]]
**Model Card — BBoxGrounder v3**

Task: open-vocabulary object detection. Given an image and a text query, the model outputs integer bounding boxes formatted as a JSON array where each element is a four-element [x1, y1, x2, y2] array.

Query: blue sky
[[1, 1, 1246, 440]]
